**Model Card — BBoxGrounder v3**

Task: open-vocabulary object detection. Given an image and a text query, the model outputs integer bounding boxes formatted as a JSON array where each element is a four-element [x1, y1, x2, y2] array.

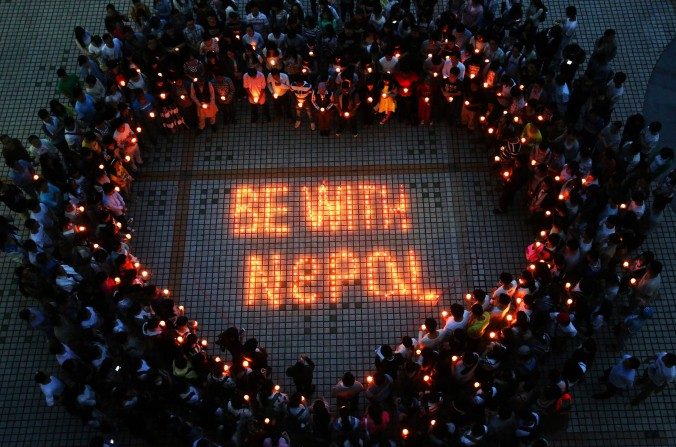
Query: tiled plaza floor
[[0, 1, 674, 446]]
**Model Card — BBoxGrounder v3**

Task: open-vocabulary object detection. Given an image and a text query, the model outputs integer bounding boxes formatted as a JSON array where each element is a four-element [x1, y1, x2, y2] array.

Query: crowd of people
[[1, 0, 674, 446]]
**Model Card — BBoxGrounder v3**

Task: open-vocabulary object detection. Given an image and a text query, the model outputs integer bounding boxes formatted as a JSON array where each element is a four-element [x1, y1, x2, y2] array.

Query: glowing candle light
[[163, 288, 170, 295], [474, 381, 481, 389], [506, 314, 513, 322], [545, 210, 552, 216], [125, 233, 132, 240], [344, 112, 350, 118], [494, 155, 500, 162], [565, 282, 572, 289], [93, 243, 99, 249], [221, 95, 226, 101], [367, 67, 373, 73], [630, 278, 637, 285], [531, 159, 537, 166], [243, 394, 250, 401], [502, 170, 510, 179], [274, 385, 281, 392], [401, 429, 409, 438], [620, 203, 627, 209], [430, 419, 436, 426], [202, 103, 208, 109], [554, 176, 561, 181], [529, 264, 536, 270], [141, 270, 148, 278], [159, 92, 166, 99], [180, 94, 186, 100], [201, 339, 208, 347], [214, 357, 221, 363], [520, 137, 527, 143], [537, 115, 544, 121], [366, 375, 373, 384], [421, 324, 426, 331], [623, 261, 630, 268], [540, 230, 547, 237], [516, 297, 522, 304], [483, 82, 488, 88], [114, 186, 120, 192], [479, 116, 486, 122], [451, 355, 458, 362], [136, 126, 142, 133], [464, 100, 470, 105], [114, 277, 121, 284], [423, 375, 431, 382], [488, 127, 494, 134], [243, 360, 250, 368], [566, 298, 573, 305], [415, 349, 422, 356], [403, 88, 409, 93], [320, 107, 325, 112], [489, 331, 496, 339], [264, 417, 270, 424], [441, 310, 448, 318], [176, 335, 184, 343], [98, 164, 105, 170], [308, 51, 314, 56], [125, 155, 131, 162], [424, 97, 430, 103], [558, 194, 565, 200], [159, 320, 166, 328], [149, 111, 156, 118]]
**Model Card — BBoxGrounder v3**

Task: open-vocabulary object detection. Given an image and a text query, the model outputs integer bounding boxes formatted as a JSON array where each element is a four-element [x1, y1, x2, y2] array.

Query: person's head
[[648, 121, 662, 134], [37, 109, 51, 122], [342, 371, 355, 386], [566, 5, 577, 19], [471, 303, 484, 317], [658, 146, 674, 160], [247, 67, 257, 78], [424, 317, 437, 332], [34, 371, 50, 384], [499, 272, 513, 287], [663, 353, 676, 368], [450, 302, 465, 320], [102, 182, 116, 195], [401, 335, 413, 348], [622, 356, 640, 370], [380, 344, 393, 358], [56, 68, 67, 79]]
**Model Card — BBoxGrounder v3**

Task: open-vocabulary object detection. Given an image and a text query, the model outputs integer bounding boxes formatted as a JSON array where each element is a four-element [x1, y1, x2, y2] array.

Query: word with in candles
[[230, 182, 437, 307]]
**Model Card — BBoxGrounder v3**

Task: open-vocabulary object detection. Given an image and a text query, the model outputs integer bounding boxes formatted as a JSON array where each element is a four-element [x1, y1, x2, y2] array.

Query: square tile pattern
[[0, 1, 674, 446]]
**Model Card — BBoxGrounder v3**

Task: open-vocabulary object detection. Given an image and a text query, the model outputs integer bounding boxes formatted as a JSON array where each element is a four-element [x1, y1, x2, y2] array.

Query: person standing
[[593, 354, 640, 399], [286, 355, 315, 397], [190, 78, 218, 132], [243, 68, 270, 123], [311, 82, 334, 136], [631, 352, 675, 405], [333, 81, 360, 137]]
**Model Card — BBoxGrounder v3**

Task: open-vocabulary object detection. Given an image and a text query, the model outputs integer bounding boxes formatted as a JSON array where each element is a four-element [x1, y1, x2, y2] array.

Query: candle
[[421, 324, 426, 331], [465, 293, 472, 301], [242, 360, 250, 368], [401, 428, 409, 438], [193, 77, 198, 83], [489, 331, 496, 339], [424, 97, 430, 103], [336, 67, 341, 73], [441, 310, 448, 318], [382, 93, 386, 98], [180, 94, 186, 100], [464, 100, 470, 105], [423, 375, 431, 382], [131, 136, 138, 143], [558, 194, 565, 200], [427, 53, 432, 58], [516, 298, 522, 304], [178, 305, 184, 313], [157, 72, 163, 77], [430, 419, 436, 426], [366, 375, 373, 383], [214, 356, 221, 363], [367, 97, 373, 103], [554, 176, 561, 181], [243, 394, 250, 401], [479, 116, 486, 122], [308, 51, 314, 56], [273, 93, 278, 99], [433, 72, 438, 77], [447, 97, 453, 102], [537, 115, 544, 121], [494, 155, 500, 162], [502, 170, 510, 179], [270, 60, 276, 66], [531, 160, 537, 166], [264, 418, 270, 424], [566, 298, 573, 305], [159, 320, 166, 328], [136, 126, 142, 133], [320, 107, 325, 112], [141, 270, 148, 278], [506, 314, 513, 322], [473, 381, 481, 389], [488, 127, 494, 134], [529, 264, 536, 270], [202, 103, 208, 109], [221, 95, 226, 101], [149, 111, 156, 118], [565, 282, 572, 289], [77, 225, 86, 232], [344, 112, 350, 118], [403, 88, 408, 93], [630, 278, 637, 285], [520, 137, 526, 143], [78, 206, 85, 212], [93, 243, 99, 249], [98, 164, 105, 170], [119, 80, 126, 87], [451, 355, 458, 361], [116, 222, 122, 229], [619, 203, 627, 209], [223, 364, 229, 372], [125, 233, 132, 240], [176, 335, 184, 343], [415, 349, 422, 356], [623, 261, 630, 268], [274, 385, 281, 392], [201, 339, 208, 347], [163, 288, 170, 295], [125, 155, 132, 162], [566, 59, 573, 65], [159, 93, 166, 99], [545, 210, 552, 216], [513, 116, 519, 123]]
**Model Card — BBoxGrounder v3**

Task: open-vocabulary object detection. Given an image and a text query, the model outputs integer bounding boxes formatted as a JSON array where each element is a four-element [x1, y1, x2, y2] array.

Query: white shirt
[[40, 376, 65, 406], [442, 59, 466, 80], [608, 354, 637, 390], [442, 310, 471, 335], [647, 352, 675, 387], [102, 191, 125, 216], [378, 56, 399, 74], [100, 38, 123, 63], [266, 72, 291, 96], [30, 203, 55, 229]]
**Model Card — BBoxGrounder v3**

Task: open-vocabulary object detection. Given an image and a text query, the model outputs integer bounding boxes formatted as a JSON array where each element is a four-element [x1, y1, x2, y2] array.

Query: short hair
[[342, 372, 355, 386], [499, 272, 513, 285], [424, 317, 437, 332], [471, 304, 484, 316], [56, 68, 67, 77]]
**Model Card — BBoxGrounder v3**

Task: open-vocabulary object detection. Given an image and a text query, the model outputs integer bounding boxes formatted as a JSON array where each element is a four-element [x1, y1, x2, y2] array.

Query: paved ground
[[0, 1, 674, 446]]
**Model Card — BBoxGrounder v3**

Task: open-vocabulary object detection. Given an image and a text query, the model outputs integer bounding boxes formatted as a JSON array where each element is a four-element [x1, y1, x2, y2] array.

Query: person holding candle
[[189, 77, 219, 132], [311, 81, 334, 136], [331, 372, 364, 413], [374, 74, 397, 125], [243, 67, 271, 123], [333, 80, 360, 137], [415, 75, 434, 125], [290, 79, 314, 130], [266, 68, 292, 121]]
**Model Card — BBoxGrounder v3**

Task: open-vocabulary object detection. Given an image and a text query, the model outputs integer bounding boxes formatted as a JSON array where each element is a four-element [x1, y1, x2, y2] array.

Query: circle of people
[[0, 0, 674, 446]]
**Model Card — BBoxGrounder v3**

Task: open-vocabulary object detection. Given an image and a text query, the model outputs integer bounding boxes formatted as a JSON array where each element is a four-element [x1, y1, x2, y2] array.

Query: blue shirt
[[75, 94, 97, 123], [39, 182, 62, 212]]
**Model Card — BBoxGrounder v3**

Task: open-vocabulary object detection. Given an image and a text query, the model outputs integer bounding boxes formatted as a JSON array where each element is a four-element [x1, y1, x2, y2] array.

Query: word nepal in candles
[[245, 249, 436, 307], [231, 182, 412, 235]]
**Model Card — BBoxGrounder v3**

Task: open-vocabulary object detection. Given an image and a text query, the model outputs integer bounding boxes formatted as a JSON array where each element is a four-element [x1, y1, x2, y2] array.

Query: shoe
[[379, 117, 389, 125], [294, 120, 301, 129], [263, 117, 271, 123], [493, 208, 506, 215], [310, 123, 316, 131], [195, 128, 203, 135], [353, 132, 359, 138], [211, 124, 218, 132], [335, 131, 342, 136], [420, 120, 426, 125]]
